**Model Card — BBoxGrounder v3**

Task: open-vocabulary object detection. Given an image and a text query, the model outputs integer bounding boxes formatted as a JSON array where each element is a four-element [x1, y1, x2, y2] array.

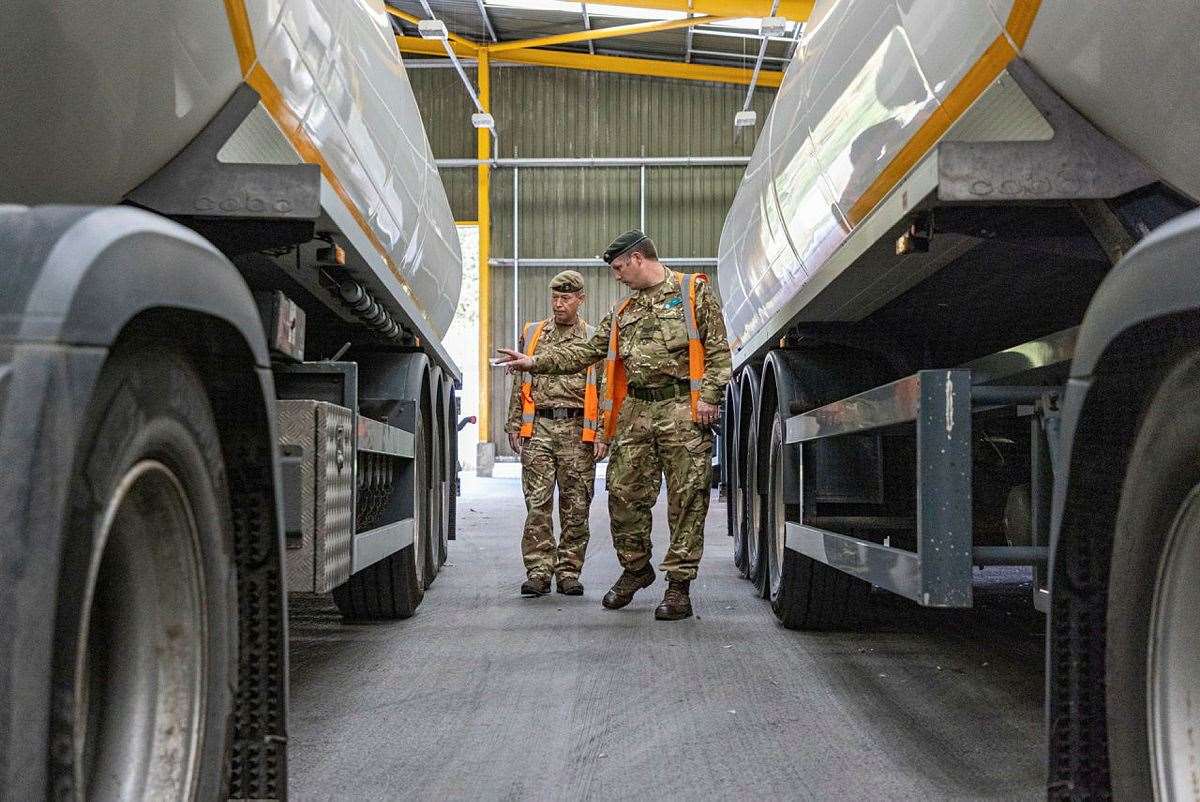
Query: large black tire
[[51, 341, 236, 800], [437, 384, 452, 566], [1104, 350, 1200, 800], [439, 474, 451, 566], [725, 384, 746, 572], [747, 404, 771, 599], [766, 414, 871, 629], [761, 349, 887, 630], [447, 389, 459, 545], [333, 415, 428, 619], [736, 369, 761, 582], [423, 403, 442, 585]]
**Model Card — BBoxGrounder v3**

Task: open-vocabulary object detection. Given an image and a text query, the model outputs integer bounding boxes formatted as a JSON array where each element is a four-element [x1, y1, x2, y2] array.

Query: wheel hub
[[76, 461, 206, 801], [1148, 483, 1200, 801]]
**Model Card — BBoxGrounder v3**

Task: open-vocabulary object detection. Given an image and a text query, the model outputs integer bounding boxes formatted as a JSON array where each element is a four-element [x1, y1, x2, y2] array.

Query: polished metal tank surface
[[717, 0, 1200, 356], [0, 0, 242, 206], [0, 0, 462, 338]]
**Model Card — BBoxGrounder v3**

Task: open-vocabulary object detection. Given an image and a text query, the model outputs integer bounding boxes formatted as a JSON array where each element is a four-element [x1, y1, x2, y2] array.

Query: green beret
[[549, 269, 585, 293], [602, 229, 649, 264]]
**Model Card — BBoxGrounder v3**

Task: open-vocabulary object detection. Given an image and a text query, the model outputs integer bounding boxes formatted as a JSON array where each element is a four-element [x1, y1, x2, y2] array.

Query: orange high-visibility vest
[[600, 271, 706, 440], [518, 319, 600, 442]]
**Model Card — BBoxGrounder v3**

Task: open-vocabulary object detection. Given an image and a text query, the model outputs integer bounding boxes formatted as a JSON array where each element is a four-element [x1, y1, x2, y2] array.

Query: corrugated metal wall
[[407, 64, 775, 451]]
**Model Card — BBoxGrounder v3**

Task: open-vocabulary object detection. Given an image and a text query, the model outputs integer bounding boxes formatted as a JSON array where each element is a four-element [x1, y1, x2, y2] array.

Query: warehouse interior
[[386, 0, 791, 463], [8, 0, 1200, 798], [283, 6, 1046, 796]]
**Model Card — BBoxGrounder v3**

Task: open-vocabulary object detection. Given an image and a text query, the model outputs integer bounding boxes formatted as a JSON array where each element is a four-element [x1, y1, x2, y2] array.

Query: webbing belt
[[627, 381, 690, 401]]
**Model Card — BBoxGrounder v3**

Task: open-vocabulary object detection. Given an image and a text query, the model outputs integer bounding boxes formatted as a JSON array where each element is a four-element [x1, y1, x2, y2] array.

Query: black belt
[[535, 407, 584, 420], [627, 381, 690, 402]]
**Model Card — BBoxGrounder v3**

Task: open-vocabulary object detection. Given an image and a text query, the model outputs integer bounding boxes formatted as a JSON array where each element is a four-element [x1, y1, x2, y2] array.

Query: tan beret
[[549, 269, 585, 293]]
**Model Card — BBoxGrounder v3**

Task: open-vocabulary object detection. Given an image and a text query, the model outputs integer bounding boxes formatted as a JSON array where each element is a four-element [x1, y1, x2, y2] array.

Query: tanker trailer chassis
[[722, 57, 1200, 798], [0, 80, 460, 801]]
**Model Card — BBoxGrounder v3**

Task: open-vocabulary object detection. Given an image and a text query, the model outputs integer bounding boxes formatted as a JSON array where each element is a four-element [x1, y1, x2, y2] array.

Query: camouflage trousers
[[520, 417, 597, 579], [606, 396, 713, 582]]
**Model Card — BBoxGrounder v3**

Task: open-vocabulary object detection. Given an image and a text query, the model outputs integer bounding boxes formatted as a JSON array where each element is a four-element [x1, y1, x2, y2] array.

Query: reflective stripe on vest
[[519, 319, 600, 442], [602, 271, 707, 440]]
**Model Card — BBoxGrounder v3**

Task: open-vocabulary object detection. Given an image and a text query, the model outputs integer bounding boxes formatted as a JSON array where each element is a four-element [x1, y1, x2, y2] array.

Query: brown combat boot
[[556, 575, 584, 596], [521, 575, 551, 597], [654, 580, 693, 621], [601, 564, 656, 609]]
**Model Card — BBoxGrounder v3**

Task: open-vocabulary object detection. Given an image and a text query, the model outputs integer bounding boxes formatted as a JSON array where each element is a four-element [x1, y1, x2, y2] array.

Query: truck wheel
[[439, 393, 451, 564], [725, 385, 746, 572], [764, 396, 871, 629], [333, 416, 427, 619], [438, 480, 451, 566], [423, 412, 441, 585], [1105, 349, 1200, 799], [50, 342, 236, 800], [742, 417, 766, 591]]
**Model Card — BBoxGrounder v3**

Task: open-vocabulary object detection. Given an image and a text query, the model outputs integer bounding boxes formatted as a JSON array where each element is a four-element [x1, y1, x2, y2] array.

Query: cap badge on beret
[[549, 269, 585, 293]]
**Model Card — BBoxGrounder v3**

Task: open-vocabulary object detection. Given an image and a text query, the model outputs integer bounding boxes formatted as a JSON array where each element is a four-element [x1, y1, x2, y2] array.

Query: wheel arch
[[3, 206, 269, 366], [735, 366, 760, 486], [758, 351, 809, 505], [433, 368, 452, 482], [0, 206, 287, 799], [1047, 206, 1200, 794], [722, 381, 740, 493]]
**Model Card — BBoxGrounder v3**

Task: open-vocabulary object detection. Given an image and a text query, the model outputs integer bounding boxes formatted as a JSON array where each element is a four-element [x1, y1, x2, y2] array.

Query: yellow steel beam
[[498, 45, 782, 87], [397, 37, 478, 57], [571, 0, 813, 18], [384, 6, 480, 51], [476, 49, 492, 442], [395, 37, 783, 87], [488, 14, 735, 53]]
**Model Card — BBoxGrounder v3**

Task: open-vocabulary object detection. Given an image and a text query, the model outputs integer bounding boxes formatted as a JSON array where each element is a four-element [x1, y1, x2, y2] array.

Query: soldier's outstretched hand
[[495, 348, 533, 373]]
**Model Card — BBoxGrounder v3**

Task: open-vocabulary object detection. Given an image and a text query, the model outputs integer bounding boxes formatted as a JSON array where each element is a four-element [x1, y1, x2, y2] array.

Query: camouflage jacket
[[505, 317, 606, 442], [529, 271, 732, 405]]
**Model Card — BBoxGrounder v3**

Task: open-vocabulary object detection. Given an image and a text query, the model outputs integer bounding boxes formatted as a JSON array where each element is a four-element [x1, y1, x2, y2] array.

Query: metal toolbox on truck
[[278, 399, 354, 594]]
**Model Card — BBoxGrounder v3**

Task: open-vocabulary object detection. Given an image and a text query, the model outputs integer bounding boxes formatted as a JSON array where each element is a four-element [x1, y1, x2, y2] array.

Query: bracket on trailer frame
[[125, 83, 321, 255], [786, 370, 975, 607], [784, 370, 1060, 608], [938, 59, 1155, 203]]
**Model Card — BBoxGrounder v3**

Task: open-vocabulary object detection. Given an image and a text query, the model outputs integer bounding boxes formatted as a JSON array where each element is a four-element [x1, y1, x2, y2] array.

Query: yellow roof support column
[[476, 48, 492, 445]]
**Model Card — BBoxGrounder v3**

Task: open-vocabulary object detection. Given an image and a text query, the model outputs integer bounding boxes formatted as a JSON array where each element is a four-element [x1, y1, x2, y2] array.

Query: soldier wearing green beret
[[498, 232, 732, 620], [505, 269, 608, 597]]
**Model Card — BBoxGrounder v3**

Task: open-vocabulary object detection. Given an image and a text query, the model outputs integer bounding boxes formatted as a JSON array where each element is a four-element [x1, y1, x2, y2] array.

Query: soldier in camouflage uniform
[[505, 270, 608, 597], [498, 231, 732, 620]]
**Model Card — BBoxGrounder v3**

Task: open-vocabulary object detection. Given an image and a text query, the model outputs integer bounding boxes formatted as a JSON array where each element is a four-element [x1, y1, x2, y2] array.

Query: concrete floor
[[288, 468, 1046, 801]]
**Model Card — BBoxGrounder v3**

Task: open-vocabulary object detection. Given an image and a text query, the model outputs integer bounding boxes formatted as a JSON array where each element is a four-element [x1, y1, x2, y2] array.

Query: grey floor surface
[[288, 469, 1045, 801]]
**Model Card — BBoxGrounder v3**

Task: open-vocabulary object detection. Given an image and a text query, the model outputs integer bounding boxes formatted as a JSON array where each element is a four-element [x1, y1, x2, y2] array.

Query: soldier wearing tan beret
[[505, 270, 608, 597]]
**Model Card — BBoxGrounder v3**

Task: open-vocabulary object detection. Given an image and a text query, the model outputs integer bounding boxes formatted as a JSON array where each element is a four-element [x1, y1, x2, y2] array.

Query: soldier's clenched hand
[[696, 400, 719, 428], [507, 431, 525, 455], [496, 348, 533, 373], [593, 441, 608, 462]]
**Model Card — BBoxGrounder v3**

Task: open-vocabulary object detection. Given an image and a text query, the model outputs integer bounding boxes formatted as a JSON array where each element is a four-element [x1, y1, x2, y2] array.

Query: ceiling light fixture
[[417, 19, 449, 39], [759, 16, 788, 37]]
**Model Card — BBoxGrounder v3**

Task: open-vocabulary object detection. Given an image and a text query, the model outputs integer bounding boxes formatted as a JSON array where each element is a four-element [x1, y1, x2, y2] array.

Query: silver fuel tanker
[[1, 2, 463, 799], [717, 2, 1200, 799]]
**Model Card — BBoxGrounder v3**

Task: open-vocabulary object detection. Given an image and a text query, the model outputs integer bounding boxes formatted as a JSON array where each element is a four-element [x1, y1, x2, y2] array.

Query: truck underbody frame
[[721, 49, 1200, 797]]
